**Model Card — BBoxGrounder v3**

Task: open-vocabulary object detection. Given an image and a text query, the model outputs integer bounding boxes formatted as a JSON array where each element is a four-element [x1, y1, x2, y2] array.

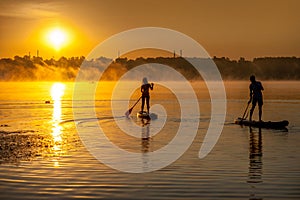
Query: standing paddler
[[248, 75, 264, 122], [141, 77, 154, 114]]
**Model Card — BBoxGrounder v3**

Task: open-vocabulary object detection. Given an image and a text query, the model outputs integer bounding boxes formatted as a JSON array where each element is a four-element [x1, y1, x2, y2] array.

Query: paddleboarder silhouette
[[248, 75, 264, 122], [141, 77, 154, 114]]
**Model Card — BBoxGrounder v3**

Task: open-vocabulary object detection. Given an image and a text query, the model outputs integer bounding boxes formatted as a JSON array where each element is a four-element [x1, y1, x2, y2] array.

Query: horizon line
[[1, 54, 300, 61]]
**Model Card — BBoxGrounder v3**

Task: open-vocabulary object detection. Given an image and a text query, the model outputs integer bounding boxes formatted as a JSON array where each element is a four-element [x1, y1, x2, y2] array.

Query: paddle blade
[[125, 108, 132, 118], [124, 96, 141, 118]]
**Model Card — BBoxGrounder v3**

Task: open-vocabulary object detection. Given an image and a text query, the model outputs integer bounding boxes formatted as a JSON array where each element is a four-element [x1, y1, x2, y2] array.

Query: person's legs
[[249, 99, 257, 122], [258, 105, 262, 122], [146, 96, 150, 114], [258, 98, 263, 122], [249, 105, 255, 121], [141, 96, 145, 112]]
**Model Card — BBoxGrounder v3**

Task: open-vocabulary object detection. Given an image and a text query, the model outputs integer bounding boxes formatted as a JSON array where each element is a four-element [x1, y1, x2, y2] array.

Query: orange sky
[[0, 0, 299, 59]]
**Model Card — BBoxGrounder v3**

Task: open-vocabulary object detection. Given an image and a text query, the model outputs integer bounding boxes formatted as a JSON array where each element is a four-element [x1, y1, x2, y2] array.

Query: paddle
[[125, 97, 142, 117], [241, 101, 251, 120]]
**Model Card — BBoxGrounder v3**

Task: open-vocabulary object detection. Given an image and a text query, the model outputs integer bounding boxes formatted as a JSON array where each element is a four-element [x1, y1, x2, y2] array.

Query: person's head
[[250, 75, 256, 82], [142, 77, 148, 84]]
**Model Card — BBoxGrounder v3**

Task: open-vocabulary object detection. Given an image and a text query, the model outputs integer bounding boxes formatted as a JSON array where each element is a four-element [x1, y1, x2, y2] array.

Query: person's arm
[[150, 83, 154, 90], [141, 85, 144, 93], [260, 82, 264, 91]]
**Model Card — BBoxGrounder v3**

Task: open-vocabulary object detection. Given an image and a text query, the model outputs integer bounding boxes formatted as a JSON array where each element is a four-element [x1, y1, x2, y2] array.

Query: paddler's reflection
[[248, 127, 263, 183], [141, 118, 150, 153], [248, 127, 263, 200]]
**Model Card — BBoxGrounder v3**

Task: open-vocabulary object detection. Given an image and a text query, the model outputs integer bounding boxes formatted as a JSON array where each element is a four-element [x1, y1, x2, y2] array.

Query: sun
[[46, 28, 69, 50]]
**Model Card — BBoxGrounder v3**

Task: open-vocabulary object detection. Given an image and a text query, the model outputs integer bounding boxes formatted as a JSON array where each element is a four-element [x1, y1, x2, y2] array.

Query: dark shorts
[[252, 97, 263, 106]]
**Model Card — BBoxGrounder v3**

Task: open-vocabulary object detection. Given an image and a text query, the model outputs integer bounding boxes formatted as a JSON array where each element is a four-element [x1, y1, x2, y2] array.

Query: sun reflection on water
[[51, 83, 65, 167]]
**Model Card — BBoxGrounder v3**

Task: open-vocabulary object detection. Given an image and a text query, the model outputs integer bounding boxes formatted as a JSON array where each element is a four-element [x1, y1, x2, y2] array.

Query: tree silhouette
[[0, 55, 299, 81]]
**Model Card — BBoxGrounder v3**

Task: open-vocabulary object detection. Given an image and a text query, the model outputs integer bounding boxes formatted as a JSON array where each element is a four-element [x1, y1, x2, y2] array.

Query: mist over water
[[1, 56, 300, 81]]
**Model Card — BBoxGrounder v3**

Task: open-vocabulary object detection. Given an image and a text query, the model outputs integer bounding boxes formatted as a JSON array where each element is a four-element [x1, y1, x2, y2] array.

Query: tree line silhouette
[[0, 55, 299, 81]]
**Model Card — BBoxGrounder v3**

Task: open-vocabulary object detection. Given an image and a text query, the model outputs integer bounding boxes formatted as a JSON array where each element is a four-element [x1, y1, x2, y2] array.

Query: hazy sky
[[0, 0, 299, 59]]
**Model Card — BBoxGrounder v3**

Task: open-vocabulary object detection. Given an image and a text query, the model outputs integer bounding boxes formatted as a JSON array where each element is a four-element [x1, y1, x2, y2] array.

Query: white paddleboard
[[137, 111, 158, 120]]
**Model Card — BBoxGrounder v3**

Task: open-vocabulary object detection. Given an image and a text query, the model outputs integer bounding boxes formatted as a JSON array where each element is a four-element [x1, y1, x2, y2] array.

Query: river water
[[0, 81, 299, 199]]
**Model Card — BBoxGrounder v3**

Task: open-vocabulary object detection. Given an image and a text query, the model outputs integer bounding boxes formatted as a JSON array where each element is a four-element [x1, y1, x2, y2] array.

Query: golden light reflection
[[51, 82, 66, 101], [51, 82, 65, 167]]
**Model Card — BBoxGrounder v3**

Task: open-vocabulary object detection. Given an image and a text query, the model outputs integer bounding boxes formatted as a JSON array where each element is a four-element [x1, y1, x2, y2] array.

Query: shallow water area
[[0, 81, 299, 199]]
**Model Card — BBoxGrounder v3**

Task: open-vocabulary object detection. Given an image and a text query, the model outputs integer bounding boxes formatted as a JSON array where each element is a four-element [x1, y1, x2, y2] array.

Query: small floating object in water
[[45, 100, 51, 104]]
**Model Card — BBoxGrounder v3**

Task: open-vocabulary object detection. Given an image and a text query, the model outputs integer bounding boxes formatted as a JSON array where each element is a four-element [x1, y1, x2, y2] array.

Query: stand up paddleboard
[[137, 111, 158, 120], [137, 111, 150, 120], [234, 117, 289, 129]]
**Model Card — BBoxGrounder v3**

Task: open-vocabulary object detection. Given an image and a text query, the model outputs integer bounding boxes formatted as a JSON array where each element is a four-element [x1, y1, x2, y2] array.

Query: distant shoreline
[[1, 55, 299, 81]]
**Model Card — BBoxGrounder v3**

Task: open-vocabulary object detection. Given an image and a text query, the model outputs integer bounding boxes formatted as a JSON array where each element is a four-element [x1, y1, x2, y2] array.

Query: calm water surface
[[0, 81, 299, 199]]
